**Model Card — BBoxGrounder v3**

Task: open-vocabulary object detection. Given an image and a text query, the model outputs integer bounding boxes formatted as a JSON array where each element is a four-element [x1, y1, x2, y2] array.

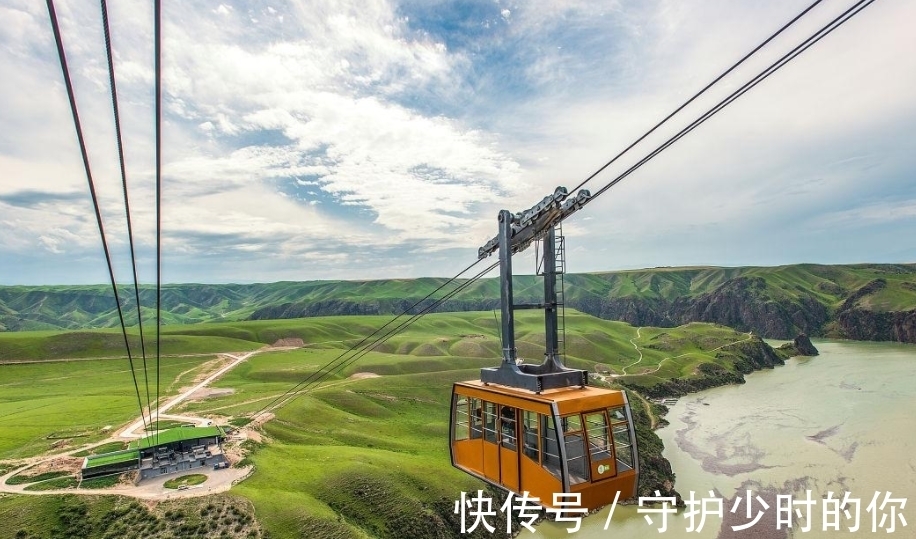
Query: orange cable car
[[449, 201, 639, 511], [450, 381, 639, 510]]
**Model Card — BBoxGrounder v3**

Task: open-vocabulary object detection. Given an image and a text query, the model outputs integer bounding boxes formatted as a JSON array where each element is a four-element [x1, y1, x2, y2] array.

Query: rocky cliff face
[[793, 334, 819, 356], [825, 278, 916, 342], [567, 277, 831, 340], [675, 277, 830, 338], [567, 273, 916, 344], [775, 334, 820, 358], [835, 308, 916, 342]]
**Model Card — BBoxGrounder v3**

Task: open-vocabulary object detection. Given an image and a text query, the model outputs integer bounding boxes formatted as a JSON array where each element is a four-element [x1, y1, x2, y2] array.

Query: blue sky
[[1, 0, 914, 285]]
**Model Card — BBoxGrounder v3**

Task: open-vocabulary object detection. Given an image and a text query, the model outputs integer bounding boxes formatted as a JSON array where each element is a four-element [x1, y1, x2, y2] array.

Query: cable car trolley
[[449, 188, 639, 511]]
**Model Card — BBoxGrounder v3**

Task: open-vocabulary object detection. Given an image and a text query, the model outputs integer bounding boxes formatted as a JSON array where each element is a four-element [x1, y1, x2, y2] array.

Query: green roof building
[[82, 449, 141, 478], [81, 425, 228, 480], [129, 426, 226, 450]]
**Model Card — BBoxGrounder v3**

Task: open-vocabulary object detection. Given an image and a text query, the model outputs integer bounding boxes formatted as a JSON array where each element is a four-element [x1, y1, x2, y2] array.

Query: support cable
[[154, 0, 163, 446], [45, 0, 149, 434], [256, 259, 500, 417], [249, 258, 495, 420], [245, 1, 870, 420], [569, 0, 826, 195], [584, 0, 877, 207], [99, 0, 153, 431]]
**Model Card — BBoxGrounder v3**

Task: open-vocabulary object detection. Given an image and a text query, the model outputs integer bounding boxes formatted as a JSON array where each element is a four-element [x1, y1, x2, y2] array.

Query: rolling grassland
[[0, 311, 782, 538]]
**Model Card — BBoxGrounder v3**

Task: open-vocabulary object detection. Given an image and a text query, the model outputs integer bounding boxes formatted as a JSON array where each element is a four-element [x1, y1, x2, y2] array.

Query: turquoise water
[[531, 340, 916, 538]]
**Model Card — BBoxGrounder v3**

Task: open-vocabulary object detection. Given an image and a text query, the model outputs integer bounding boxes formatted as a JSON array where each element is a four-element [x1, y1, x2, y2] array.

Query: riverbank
[[619, 334, 787, 400], [534, 339, 916, 538]]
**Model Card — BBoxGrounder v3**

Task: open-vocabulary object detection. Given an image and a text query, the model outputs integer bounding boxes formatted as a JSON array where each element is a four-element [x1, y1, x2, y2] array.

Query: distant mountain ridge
[[2, 263, 916, 343]]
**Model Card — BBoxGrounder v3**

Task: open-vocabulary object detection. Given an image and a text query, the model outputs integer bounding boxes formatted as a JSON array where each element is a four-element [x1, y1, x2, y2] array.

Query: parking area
[[122, 464, 251, 500]]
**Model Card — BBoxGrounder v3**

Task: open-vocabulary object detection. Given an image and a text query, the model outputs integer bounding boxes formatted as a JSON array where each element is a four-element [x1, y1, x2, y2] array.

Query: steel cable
[[154, 0, 163, 446], [46, 0, 150, 434], [250, 259, 498, 420], [569, 0, 827, 195], [585, 0, 877, 206], [99, 0, 154, 433]]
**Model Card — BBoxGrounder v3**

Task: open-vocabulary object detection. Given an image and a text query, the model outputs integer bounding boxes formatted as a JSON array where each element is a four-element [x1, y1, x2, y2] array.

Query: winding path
[[616, 329, 755, 377], [119, 351, 259, 439], [617, 329, 755, 430], [633, 331, 755, 376], [621, 327, 644, 374]]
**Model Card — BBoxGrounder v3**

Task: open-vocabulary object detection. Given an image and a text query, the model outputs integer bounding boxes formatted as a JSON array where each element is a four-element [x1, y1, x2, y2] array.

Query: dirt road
[[118, 351, 259, 439]]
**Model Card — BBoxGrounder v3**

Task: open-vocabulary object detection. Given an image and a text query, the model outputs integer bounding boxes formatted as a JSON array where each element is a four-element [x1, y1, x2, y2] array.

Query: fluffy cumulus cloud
[[1, 0, 914, 284]]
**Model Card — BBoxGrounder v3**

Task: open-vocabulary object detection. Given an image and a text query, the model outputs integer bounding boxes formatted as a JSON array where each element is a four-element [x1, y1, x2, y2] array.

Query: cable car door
[[584, 411, 616, 481], [481, 402, 500, 483], [498, 406, 519, 491]]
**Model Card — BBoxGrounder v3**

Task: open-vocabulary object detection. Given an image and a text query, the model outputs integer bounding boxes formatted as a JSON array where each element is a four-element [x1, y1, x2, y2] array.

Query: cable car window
[[608, 406, 634, 469], [562, 414, 589, 484], [470, 398, 483, 439], [522, 411, 539, 463], [584, 412, 612, 460], [562, 414, 582, 433], [609, 406, 627, 422], [613, 425, 633, 469], [540, 414, 562, 480], [483, 401, 498, 444], [453, 395, 470, 441], [500, 406, 517, 451]]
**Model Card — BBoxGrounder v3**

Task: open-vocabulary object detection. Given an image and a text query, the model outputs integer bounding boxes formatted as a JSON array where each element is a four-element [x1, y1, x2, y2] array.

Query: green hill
[[3, 263, 916, 342], [0, 311, 786, 538]]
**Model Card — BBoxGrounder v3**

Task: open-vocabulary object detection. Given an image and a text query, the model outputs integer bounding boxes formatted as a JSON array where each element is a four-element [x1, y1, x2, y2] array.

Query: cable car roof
[[454, 380, 628, 415]]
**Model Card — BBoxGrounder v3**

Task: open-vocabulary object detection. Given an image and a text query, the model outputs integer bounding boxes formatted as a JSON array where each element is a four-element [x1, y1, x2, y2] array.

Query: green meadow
[[0, 328, 262, 363], [0, 311, 765, 538], [0, 355, 218, 459]]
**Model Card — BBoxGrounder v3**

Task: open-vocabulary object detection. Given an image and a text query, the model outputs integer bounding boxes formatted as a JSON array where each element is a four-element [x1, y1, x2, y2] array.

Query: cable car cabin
[[453, 199, 640, 510], [450, 380, 639, 511]]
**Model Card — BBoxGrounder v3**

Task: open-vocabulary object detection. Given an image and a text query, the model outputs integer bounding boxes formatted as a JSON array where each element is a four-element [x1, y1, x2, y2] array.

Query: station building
[[81, 425, 228, 480]]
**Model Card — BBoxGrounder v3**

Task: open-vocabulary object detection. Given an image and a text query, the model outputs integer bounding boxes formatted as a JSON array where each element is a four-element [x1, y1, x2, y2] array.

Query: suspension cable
[[153, 0, 162, 445], [99, 0, 153, 431], [247, 1, 875, 419], [154, 0, 163, 446], [585, 0, 877, 207], [287, 260, 500, 405], [569, 0, 826, 195], [254, 259, 500, 418], [46, 0, 149, 434], [249, 257, 491, 419]]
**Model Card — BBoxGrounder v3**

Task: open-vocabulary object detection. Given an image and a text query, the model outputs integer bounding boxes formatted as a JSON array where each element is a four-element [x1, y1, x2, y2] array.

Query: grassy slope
[[0, 494, 263, 539], [0, 355, 219, 459], [566, 263, 916, 309], [0, 329, 260, 362], [0, 312, 777, 538]]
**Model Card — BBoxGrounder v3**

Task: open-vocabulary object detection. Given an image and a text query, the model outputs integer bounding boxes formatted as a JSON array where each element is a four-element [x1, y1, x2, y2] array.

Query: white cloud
[[816, 199, 916, 227], [487, 0, 916, 255], [1, 0, 914, 284], [152, 1, 523, 247]]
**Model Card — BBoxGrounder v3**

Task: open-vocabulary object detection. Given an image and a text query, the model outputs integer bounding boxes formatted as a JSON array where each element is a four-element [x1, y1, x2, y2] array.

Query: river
[[532, 340, 916, 538]]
